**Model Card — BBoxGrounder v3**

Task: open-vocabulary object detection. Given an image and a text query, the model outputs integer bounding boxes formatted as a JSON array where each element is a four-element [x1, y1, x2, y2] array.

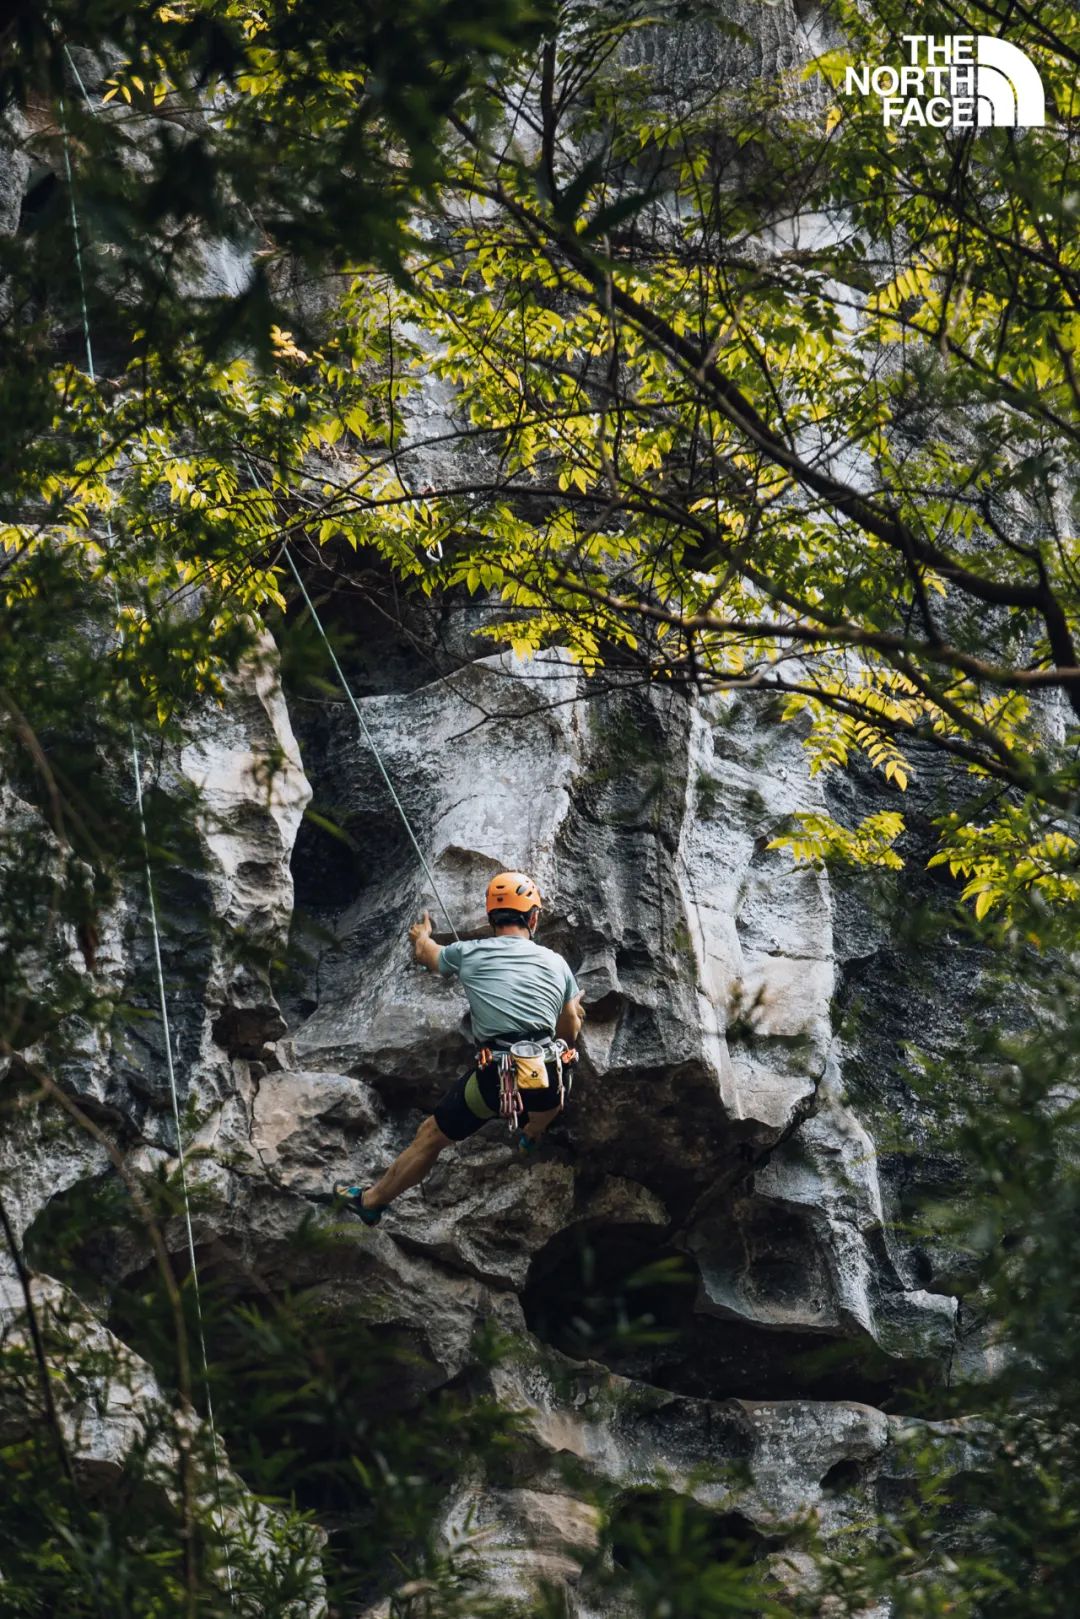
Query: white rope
[[278, 542, 460, 940], [240, 454, 458, 937], [59, 60, 234, 1597]]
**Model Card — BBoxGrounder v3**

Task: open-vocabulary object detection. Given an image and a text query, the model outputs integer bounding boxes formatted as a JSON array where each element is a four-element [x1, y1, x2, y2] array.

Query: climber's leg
[[363, 1115, 451, 1211], [520, 1071, 565, 1146], [431, 1066, 498, 1141]]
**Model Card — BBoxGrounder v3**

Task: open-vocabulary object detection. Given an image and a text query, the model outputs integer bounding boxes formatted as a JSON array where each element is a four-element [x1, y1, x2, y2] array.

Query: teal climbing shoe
[[333, 1182, 384, 1225], [517, 1131, 539, 1154]]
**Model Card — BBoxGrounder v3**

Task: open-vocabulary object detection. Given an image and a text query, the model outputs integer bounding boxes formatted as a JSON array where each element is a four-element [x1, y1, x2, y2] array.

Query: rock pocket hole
[[524, 1224, 924, 1406], [583, 990, 624, 1024], [522, 1225, 696, 1367], [608, 1490, 773, 1583], [291, 801, 415, 919], [820, 1458, 866, 1495]]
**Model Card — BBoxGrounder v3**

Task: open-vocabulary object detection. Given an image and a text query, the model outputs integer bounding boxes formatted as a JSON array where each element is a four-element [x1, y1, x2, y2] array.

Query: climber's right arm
[[556, 994, 584, 1043]]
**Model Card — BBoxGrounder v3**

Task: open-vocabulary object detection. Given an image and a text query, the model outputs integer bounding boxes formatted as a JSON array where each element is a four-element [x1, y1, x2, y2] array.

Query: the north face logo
[[844, 34, 1047, 130]]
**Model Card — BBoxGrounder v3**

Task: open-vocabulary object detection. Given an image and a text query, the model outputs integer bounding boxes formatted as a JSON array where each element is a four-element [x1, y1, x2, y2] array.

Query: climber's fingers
[[408, 909, 433, 942]]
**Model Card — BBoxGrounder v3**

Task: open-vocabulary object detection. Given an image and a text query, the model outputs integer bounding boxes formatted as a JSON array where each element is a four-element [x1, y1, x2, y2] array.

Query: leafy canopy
[[8, 1, 1080, 922]]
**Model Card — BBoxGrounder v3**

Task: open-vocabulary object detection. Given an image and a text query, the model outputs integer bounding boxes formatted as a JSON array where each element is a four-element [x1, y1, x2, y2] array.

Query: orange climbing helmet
[[485, 871, 542, 916]]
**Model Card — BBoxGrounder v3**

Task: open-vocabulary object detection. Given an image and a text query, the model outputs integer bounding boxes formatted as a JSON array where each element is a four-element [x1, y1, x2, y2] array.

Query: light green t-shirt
[[437, 936, 580, 1043]]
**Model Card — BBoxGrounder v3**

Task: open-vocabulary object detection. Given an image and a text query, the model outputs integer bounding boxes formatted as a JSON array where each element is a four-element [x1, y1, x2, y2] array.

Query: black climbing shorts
[[433, 1063, 563, 1142]]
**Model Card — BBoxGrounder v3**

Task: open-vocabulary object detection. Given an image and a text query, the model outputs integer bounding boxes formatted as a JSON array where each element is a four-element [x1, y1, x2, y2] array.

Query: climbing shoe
[[333, 1182, 383, 1225], [517, 1131, 540, 1155]]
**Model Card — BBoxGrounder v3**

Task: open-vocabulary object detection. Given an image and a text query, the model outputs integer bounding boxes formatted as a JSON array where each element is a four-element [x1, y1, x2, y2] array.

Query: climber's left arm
[[409, 910, 442, 973]]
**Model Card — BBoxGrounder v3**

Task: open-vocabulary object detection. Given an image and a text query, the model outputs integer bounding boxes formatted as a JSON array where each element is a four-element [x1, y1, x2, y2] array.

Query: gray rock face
[[260, 615, 959, 1597], [1, 649, 320, 1603], [72, 642, 309, 1134], [0, 112, 30, 242], [3, 611, 965, 1609], [287, 641, 954, 1381], [291, 653, 841, 1153]]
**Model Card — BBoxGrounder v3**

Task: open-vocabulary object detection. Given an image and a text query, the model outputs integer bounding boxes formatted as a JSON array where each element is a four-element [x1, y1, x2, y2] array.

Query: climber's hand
[[409, 911, 440, 971]]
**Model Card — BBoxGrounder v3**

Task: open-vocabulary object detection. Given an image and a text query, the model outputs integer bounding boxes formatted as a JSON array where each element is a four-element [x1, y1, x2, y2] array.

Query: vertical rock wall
[[249, 627, 964, 1609]]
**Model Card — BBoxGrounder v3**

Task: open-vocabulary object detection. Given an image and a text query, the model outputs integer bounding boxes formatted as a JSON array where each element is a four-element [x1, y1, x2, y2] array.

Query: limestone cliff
[[2, 592, 980, 1611]]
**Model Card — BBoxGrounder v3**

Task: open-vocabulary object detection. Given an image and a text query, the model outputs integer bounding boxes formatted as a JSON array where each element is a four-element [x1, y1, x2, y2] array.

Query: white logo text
[[844, 35, 1046, 130]]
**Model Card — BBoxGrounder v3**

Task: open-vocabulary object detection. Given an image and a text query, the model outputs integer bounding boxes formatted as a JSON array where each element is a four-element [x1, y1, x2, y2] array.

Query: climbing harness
[[60, 54, 234, 1595], [475, 1037, 577, 1131]]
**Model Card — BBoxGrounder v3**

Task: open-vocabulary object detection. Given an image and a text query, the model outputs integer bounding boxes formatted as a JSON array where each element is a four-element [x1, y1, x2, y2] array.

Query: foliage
[[1, 1154, 519, 1616], [928, 803, 1080, 921], [318, 0, 1080, 903], [767, 809, 906, 872], [580, 1486, 789, 1619], [3, 0, 1080, 912]]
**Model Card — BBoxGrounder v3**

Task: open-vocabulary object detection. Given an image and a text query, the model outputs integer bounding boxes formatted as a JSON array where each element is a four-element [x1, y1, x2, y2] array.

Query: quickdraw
[[498, 1049, 522, 1128], [557, 1044, 578, 1108]]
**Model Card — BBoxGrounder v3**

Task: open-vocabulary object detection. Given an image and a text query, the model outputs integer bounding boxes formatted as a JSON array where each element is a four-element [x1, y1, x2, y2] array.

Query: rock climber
[[335, 872, 584, 1226]]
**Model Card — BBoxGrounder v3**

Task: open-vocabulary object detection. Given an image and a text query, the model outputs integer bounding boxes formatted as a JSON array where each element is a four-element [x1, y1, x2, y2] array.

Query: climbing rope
[[63, 51, 458, 1007], [59, 56, 234, 1594], [279, 542, 461, 941], [237, 454, 459, 938], [54, 45, 469, 1605]]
